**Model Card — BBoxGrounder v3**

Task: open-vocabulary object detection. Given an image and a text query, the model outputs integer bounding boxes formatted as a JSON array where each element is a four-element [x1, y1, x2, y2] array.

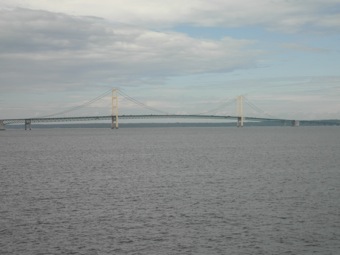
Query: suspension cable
[[37, 89, 112, 118], [118, 90, 169, 115], [244, 97, 274, 118], [197, 98, 236, 115]]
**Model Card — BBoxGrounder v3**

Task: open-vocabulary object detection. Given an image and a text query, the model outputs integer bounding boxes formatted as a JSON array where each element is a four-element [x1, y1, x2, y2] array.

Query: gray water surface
[[1, 127, 339, 254]]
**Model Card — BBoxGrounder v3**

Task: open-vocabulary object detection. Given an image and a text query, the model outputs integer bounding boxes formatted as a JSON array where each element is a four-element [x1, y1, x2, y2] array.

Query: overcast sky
[[0, 0, 339, 120]]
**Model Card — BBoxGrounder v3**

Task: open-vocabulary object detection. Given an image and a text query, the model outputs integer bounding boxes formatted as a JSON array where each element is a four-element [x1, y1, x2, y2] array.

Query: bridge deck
[[2, 114, 291, 124]]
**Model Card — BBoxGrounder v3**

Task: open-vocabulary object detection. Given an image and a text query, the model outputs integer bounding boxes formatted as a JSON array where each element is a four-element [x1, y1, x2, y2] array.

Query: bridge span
[[0, 114, 296, 130], [0, 91, 313, 130]]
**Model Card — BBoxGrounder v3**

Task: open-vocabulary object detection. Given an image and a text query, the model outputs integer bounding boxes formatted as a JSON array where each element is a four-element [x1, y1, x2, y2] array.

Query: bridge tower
[[111, 88, 119, 129], [236, 95, 244, 127]]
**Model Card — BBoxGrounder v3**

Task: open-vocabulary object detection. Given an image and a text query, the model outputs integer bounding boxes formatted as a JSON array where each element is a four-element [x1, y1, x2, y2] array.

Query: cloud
[[0, 2, 339, 120], [281, 43, 331, 53], [0, 8, 260, 92], [2, 0, 339, 33]]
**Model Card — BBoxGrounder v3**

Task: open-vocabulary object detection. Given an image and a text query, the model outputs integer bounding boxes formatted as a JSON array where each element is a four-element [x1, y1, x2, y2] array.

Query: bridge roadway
[[1, 114, 289, 124]]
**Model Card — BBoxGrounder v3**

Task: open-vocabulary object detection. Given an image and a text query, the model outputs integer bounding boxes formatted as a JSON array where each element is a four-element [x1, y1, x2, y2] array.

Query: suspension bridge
[[0, 89, 333, 130]]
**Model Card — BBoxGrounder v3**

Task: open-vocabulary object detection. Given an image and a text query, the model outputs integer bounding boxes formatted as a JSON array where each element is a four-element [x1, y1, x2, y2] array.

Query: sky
[[0, 0, 339, 120]]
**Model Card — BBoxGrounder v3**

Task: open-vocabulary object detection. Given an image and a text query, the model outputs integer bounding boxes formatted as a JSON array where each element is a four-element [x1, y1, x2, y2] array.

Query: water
[[1, 127, 339, 254]]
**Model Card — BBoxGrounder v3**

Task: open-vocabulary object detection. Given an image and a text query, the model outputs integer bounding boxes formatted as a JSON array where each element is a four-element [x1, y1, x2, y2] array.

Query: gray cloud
[[0, 8, 260, 92], [3, 0, 340, 33], [281, 43, 331, 53]]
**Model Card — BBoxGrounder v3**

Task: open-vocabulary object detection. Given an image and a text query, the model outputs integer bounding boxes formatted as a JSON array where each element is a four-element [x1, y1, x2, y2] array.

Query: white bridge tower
[[111, 88, 119, 129], [237, 95, 244, 127]]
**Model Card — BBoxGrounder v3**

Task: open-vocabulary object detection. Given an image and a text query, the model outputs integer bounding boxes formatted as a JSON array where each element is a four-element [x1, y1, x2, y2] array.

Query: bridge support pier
[[25, 119, 31, 130], [0, 120, 5, 131], [111, 116, 118, 129], [291, 120, 299, 127], [237, 117, 244, 127]]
